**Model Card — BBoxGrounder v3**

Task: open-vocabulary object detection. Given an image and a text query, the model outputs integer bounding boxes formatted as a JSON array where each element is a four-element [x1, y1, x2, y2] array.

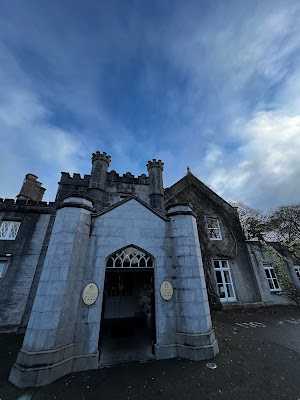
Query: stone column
[[166, 203, 219, 360], [146, 159, 165, 214], [9, 195, 95, 388], [89, 151, 111, 191], [88, 151, 111, 211]]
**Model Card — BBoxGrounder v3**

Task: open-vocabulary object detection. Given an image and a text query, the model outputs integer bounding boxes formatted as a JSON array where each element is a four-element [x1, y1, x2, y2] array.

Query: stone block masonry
[[9, 196, 98, 387], [9, 197, 218, 387]]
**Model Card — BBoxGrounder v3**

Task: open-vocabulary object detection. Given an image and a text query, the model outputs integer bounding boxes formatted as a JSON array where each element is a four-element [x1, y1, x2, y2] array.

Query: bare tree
[[232, 202, 300, 244], [267, 204, 300, 243], [230, 201, 267, 239]]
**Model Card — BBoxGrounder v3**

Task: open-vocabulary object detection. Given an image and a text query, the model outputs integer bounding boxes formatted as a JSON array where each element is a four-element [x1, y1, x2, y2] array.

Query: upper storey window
[[206, 217, 222, 240], [0, 221, 21, 240]]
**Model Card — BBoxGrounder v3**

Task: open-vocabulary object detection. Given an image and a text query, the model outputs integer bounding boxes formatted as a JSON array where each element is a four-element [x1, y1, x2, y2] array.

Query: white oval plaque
[[160, 281, 173, 301], [82, 283, 99, 305]]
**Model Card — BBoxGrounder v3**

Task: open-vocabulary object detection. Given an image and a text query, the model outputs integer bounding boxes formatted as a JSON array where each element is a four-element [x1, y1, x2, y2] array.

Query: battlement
[[59, 172, 91, 186], [92, 151, 111, 166], [0, 198, 56, 213], [146, 159, 164, 171], [107, 170, 149, 185]]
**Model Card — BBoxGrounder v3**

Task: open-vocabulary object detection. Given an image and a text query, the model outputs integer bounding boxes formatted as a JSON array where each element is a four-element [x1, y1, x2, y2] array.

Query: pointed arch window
[[106, 246, 153, 268]]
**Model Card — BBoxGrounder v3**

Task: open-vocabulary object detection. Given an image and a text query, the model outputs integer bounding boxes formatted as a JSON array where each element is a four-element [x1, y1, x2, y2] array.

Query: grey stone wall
[[0, 205, 52, 331], [105, 180, 150, 205], [20, 212, 57, 328]]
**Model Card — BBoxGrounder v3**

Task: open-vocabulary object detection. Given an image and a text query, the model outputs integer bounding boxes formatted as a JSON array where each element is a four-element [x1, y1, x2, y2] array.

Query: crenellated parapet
[[59, 172, 91, 186], [55, 172, 90, 203], [91, 151, 111, 166], [0, 198, 56, 213], [146, 159, 164, 171], [107, 170, 149, 185]]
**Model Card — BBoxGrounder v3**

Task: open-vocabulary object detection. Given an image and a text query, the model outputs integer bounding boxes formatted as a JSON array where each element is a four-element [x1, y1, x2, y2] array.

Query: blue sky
[[1, 0, 300, 210]]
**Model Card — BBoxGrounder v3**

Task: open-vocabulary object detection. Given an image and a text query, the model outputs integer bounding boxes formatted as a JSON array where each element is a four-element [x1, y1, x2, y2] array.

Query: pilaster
[[9, 196, 97, 387], [163, 203, 219, 360]]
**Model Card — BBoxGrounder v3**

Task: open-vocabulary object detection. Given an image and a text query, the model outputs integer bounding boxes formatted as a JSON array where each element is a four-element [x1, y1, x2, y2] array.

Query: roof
[[165, 172, 235, 214]]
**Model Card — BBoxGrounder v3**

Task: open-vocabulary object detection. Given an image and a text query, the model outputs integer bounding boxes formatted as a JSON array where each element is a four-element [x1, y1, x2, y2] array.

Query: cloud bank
[[0, 0, 299, 209]]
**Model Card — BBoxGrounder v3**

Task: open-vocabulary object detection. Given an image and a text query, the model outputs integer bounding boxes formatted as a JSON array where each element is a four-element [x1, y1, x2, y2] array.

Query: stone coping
[[93, 195, 170, 221]]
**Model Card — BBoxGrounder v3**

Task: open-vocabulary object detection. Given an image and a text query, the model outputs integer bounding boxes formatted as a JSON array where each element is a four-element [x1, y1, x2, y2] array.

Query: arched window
[[106, 246, 153, 268]]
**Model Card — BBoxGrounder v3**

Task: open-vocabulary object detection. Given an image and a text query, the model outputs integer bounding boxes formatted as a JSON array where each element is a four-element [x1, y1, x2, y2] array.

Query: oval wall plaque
[[82, 283, 99, 305], [160, 280, 173, 301]]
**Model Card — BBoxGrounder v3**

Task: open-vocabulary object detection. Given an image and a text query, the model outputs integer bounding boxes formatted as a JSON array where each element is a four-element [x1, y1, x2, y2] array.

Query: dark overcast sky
[[0, 0, 300, 210]]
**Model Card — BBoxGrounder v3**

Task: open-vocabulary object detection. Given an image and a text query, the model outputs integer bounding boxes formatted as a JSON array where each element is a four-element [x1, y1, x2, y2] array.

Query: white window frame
[[213, 259, 236, 302], [263, 264, 281, 292], [0, 258, 9, 279], [206, 217, 222, 240], [0, 221, 21, 240], [294, 266, 300, 283]]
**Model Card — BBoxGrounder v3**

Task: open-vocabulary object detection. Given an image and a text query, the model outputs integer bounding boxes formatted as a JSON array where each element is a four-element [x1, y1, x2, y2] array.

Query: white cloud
[[0, 39, 87, 200], [208, 111, 300, 209], [148, 1, 300, 209], [1, 1, 300, 211], [204, 146, 223, 166]]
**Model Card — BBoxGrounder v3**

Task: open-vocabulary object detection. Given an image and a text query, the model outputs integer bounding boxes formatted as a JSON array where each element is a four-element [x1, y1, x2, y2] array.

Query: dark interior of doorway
[[99, 269, 155, 366]]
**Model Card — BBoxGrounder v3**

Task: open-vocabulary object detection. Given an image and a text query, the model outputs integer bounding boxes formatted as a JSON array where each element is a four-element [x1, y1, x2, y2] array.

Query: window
[[0, 260, 8, 279], [263, 264, 281, 291], [106, 246, 153, 268], [206, 217, 222, 240], [213, 259, 236, 301], [294, 266, 300, 282], [0, 221, 21, 240]]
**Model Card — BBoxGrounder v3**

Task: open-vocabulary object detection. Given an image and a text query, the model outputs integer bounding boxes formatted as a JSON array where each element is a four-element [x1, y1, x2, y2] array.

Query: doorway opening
[[99, 246, 155, 366]]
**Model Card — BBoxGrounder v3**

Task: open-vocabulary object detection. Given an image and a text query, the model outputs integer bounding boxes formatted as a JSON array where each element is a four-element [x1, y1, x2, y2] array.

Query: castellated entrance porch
[[9, 196, 218, 388]]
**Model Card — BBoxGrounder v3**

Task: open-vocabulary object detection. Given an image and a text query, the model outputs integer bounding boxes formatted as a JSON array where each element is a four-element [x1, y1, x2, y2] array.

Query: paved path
[[216, 305, 300, 354], [1, 305, 300, 400]]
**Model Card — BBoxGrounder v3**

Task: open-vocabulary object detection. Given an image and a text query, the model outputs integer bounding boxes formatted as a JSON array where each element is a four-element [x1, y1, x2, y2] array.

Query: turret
[[89, 151, 111, 191], [146, 159, 165, 214], [16, 174, 45, 202]]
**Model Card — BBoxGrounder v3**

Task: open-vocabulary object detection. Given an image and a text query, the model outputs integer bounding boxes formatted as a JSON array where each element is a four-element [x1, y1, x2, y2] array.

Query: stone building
[[0, 151, 299, 387], [165, 172, 262, 308], [164, 173, 300, 308]]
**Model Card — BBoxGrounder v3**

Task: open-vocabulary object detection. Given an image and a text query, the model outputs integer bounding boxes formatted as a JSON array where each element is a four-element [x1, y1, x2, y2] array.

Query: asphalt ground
[[0, 305, 299, 400]]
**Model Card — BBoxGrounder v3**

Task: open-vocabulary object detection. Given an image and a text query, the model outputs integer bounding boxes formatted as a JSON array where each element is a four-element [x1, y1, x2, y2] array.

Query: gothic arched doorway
[[99, 246, 155, 366]]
